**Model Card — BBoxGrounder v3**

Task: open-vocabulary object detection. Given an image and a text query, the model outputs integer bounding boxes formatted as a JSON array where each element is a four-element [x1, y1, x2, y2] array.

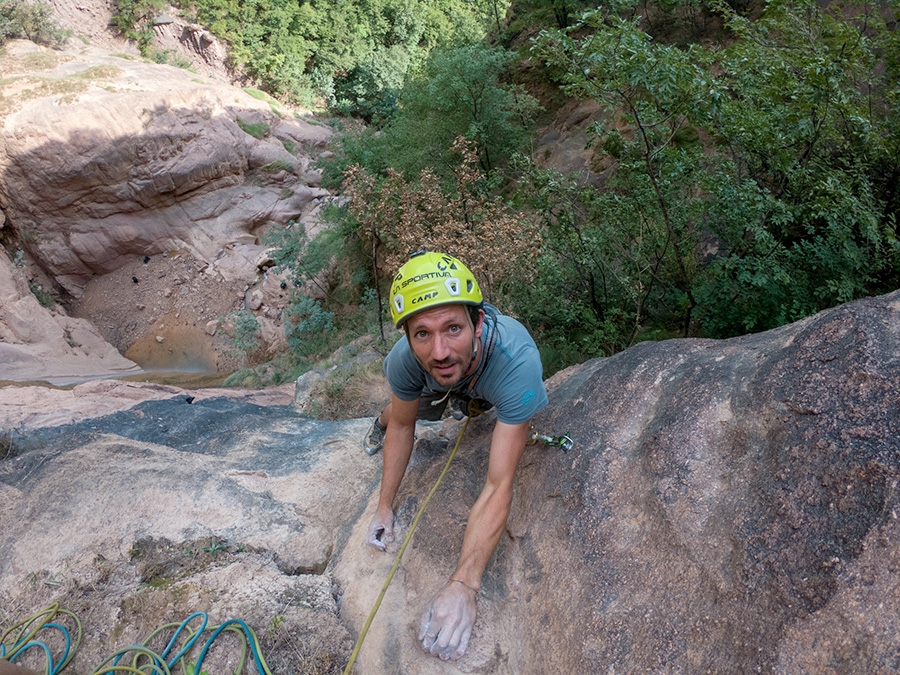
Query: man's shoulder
[[490, 313, 540, 357]]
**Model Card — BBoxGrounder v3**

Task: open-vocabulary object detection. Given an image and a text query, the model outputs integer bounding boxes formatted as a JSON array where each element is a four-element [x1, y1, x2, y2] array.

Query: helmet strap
[[461, 308, 483, 377]]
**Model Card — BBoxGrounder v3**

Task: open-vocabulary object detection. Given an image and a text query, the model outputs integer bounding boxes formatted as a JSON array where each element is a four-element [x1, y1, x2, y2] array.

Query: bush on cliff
[[0, 0, 67, 47]]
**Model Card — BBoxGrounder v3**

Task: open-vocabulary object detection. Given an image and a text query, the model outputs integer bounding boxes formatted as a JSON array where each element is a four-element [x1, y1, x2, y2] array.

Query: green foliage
[[0, 0, 68, 47], [389, 43, 540, 175], [321, 42, 539, 184], [28, 280, 54, 308], [183, 662, 210, 675], [183, 0, 506, 111], [525, 0, 900, 351], [222, 367, 263, 388], [243, 87, 283, 114], [529, 12, 710, 345], [236, 118, 270, 139], [221, 309, 261, 364], [506, 0, 598, 35], [283, 295, 336, 358], [111, 0, 165, 55], [261, 159, 294, 174], [692, 0, 900, 335]]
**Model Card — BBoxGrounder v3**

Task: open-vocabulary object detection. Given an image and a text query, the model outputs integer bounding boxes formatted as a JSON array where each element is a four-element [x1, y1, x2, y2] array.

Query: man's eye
[[448, 325, 462, 334], [415, 331, 428, 339]]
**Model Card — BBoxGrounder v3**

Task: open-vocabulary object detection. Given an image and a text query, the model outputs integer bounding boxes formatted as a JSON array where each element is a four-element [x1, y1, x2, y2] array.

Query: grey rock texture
[[1, 290, 898, 674], [337, 290, 900, 673]]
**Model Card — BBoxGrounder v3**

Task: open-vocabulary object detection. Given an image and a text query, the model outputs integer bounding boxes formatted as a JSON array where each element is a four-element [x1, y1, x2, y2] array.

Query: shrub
[[236, 118, 270, 139], [0, 0, 68, 47]]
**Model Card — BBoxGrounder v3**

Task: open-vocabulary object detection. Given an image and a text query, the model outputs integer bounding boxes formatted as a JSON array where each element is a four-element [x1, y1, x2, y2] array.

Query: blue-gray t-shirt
[[383, 308, 548, 425]]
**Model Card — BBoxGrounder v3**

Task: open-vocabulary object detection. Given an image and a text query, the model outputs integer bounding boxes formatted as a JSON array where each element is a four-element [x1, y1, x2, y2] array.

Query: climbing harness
[[1, 605, 273, 675]]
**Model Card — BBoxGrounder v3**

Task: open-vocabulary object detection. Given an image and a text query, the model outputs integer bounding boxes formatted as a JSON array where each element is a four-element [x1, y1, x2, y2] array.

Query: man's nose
[[431, 333, 451, 360]]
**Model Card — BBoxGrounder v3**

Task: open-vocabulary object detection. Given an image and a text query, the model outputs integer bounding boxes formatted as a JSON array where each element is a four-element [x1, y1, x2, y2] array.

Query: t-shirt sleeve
[[488, 344, 548, 425], [383, 337, 426, 401]]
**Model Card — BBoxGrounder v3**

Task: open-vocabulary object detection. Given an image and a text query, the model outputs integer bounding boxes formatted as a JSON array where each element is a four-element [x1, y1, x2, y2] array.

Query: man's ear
[[474, 308, 485, 338]]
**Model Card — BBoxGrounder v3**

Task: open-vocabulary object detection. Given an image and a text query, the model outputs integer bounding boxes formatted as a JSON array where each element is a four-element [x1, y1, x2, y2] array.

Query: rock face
[[1, 292, 897, 674], [0, 384, 365, 673], [0, 246, 139, 382], [0, 40, 330, 298], [0, 39, 333, 380], [335, 290, 900, 673]]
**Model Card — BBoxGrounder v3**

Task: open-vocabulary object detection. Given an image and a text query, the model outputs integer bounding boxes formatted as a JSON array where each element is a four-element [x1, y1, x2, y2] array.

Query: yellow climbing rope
[[341, 416, 472, 675]]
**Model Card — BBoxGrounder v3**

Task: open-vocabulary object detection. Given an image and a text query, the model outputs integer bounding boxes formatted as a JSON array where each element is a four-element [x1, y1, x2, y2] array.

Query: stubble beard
[[428, 357, 465, 386]]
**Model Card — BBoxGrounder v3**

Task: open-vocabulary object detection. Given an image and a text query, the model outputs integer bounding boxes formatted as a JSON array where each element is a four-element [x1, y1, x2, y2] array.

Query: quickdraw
[[527, 429, 574, 452]]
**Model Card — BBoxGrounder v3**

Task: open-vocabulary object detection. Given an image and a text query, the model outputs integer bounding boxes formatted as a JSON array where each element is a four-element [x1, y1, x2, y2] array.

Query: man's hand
[[417, 581, 477, 661], [365, 506, 395, 551]]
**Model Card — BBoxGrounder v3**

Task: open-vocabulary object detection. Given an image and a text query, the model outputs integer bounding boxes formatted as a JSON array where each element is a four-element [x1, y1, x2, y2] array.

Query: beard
[[426, 356, 468, 385]]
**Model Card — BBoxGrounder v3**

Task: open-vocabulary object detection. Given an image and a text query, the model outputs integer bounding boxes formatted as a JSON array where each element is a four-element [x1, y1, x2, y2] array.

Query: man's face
[[406, 304, 484, 387]]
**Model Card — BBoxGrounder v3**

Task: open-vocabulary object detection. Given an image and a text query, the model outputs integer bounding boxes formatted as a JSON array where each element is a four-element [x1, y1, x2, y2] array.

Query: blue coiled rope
[[1, 606, 273, 675], [1, 604, 80, 674]]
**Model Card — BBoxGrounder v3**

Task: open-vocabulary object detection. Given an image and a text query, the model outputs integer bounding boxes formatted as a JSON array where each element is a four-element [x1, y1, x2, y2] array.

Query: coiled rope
[[341, 414, 473, 675], [0, 604, 81, 675], [1, 606, 273, 675]]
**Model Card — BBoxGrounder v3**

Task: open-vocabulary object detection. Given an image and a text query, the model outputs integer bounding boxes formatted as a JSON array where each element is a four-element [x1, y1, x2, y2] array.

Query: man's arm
[[418, 419, 531, 661], [366, 394, 419, 550]]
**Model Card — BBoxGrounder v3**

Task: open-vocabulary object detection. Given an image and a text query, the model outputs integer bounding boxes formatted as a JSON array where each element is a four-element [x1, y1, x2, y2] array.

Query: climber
[[363, 249, 548, 661]]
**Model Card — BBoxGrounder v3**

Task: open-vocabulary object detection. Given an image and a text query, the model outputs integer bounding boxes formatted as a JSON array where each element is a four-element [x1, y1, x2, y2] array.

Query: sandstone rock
[[4, 291, 897, 670], [246, 288, 264, 311], [0, 384, 360, 671], [0, 248, 139, 383], [0, 40, 331, 298]]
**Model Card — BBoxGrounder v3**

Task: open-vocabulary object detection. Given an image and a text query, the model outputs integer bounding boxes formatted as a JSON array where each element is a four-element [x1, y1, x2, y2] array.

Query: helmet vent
[[445, 278, 461, 296]]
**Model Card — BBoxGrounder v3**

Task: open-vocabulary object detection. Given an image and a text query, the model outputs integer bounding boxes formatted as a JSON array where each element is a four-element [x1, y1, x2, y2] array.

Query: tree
[[326, 42, 540, 183], [0, 0, 67, 46], [531, 11, 711, 341], [342, 137, 543, 313], [112, 0, 166, 55], [694, 0, 900, 335], [528, 0, 900, 346]]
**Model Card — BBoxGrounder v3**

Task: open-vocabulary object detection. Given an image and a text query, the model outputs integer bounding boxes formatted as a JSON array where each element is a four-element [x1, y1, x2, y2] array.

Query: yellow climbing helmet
[[389, 250, 483, 328]]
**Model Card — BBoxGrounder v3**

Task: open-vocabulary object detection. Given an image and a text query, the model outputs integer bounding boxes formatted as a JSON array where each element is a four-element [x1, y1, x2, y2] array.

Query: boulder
[[336, 290, 900, 673]]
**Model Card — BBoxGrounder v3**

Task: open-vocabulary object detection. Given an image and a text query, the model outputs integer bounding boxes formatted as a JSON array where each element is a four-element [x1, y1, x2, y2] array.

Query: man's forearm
[[451, 481, 513, 588], [378, 422, 416, 510], [450, 419, 530, 588]]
